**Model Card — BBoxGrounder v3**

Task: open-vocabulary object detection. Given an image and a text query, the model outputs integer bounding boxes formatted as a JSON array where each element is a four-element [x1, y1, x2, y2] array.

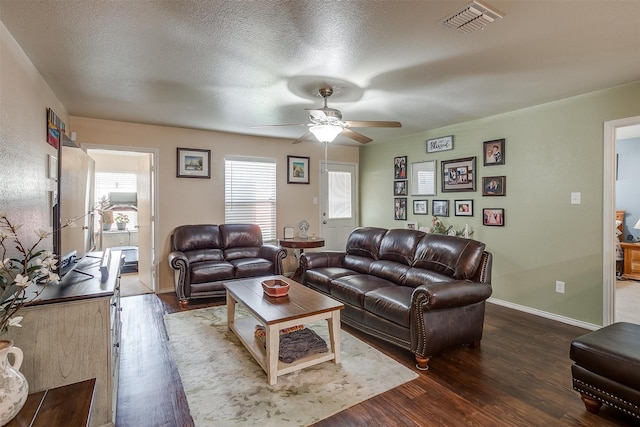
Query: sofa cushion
[[343, 255, 376, 274], [224, 247, 261, 261], [185, 248, 225, 264], [369, 260, 411, 285], [364, 285, 413, 327], [404, 267, 453, 288], [345, 227, 387, 259], [230, 258, 274, 278], [173, 224, 221, 252], [304, 267, 356, 294], [413, 234, 485, 280], [330, 275, 396, 308], [378, 229, 425, 265], [190, 260, 234, 283], [221, 224, 263, 248]]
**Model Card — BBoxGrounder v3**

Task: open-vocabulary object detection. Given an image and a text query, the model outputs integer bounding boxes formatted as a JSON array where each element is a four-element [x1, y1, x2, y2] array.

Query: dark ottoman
[[570, 322, 640, 419]]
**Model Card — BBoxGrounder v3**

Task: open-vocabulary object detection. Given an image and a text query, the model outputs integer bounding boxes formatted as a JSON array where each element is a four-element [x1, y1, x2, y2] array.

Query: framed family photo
[[454, 200, 473, 216], [482, 176, 506, 196], [483, 208, 505, 226], [287, 155, 310, 184], [177, 147, 211, 178], [413, 199, 428, 215], [441, 157, 476, 192], [394, 180, 407, 196], [394, 198, 407, 220], [483, 138, 505, 166], [432, 200, 449, 217], [394, 156, 407, 179]]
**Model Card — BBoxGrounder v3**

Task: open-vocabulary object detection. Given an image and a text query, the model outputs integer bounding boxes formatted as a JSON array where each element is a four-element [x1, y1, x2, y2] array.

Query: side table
[[279, 237, 325, 281]]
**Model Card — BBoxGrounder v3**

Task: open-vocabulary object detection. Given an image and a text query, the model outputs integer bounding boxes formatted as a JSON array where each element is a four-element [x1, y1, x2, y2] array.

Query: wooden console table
[[6, 378, 96, 427], [279, 237, 325, 281], [621, 242, 640, 280], [3, 251, 122, 427]]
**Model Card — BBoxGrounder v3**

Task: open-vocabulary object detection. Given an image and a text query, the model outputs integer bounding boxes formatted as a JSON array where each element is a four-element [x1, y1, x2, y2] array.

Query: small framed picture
[[432, 200, 449, 217], [394, 156, 407, 179], [287, 155, 310, 184], [413, 199, 428, 215], [283, 227, 294, 239], [454, 200, 473, 216], [394, 180, 407, 196], [394, 198, 407, 220], [483, 139, 505, 166], [441, 157, 476, 192], [483, 208, 505, 226], [177, 148, 211, 178], [405, 221, 418, 230], [482, 176, 506, 196]]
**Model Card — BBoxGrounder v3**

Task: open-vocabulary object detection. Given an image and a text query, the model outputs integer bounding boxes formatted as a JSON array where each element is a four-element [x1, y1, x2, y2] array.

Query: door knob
[[322, 221, 327, 224]]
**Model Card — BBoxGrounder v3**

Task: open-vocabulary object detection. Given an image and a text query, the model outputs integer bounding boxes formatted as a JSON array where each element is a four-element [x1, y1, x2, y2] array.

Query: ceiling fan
[[253, 87, 402, 144]]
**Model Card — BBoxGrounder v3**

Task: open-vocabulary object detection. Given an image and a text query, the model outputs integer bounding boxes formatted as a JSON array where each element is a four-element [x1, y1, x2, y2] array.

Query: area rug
[[164, 305, 418, 426]]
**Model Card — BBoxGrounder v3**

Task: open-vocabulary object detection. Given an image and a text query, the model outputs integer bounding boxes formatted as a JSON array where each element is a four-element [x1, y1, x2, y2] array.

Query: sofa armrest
[[168, 250, 190, 302], [258, 244, 287, 275], [411, 280, 493, 310], [300, 251, 345, 271]]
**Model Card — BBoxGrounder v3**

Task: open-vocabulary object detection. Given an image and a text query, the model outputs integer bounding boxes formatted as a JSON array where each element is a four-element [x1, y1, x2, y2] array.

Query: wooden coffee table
[[224, 275, 343, 385]]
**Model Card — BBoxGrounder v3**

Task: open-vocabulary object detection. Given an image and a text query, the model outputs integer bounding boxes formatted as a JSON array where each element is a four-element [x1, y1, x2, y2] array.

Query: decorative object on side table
[[0, 213, 62, 425], [298, 219, 310, 238]]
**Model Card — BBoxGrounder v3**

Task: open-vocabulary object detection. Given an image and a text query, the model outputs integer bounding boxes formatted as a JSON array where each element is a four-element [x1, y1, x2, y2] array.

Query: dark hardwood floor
[[116, 294, 638, 426]]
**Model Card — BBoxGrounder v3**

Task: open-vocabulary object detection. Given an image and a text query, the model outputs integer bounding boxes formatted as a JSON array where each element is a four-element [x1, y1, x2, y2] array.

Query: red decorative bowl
[[262, 279, 290, 297]]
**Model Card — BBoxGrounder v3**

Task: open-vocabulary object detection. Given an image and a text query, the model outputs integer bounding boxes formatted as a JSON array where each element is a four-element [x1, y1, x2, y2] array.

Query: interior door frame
[[319, 160, 359, 251], [83, 143, 159, 293], [602, 115, 640, 325]]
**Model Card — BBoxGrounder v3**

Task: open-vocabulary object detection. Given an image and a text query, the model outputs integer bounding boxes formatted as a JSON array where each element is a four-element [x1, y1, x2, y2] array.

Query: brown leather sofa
[[168, 224, 286, 307], [300, 227, 492, 370]]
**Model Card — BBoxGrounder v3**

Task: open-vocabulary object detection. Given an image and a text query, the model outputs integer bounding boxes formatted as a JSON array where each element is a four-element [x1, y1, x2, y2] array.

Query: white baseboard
[[487, 298, 600, 331]]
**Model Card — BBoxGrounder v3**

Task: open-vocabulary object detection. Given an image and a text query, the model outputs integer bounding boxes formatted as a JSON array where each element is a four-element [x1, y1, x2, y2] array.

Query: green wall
[[360, 81, 640, 325]]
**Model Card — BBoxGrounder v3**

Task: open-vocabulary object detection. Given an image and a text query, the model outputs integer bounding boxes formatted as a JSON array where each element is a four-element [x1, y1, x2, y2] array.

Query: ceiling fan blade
[[250, 123, 309, 128], [292, 131, 315, 144], [343, 120, 402, 128], [342, 128, 372, 144]]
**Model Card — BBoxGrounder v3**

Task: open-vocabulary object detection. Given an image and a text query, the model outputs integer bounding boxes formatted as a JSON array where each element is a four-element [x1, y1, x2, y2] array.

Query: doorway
[[319, 160, 358, 251], [85, 146, 158, 297], [603, 116, 640, 325]]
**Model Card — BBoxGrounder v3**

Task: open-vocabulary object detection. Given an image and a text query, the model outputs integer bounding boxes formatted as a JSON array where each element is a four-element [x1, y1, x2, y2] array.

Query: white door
[[320, 161, 358, 251], [136, 153, 155, 291]]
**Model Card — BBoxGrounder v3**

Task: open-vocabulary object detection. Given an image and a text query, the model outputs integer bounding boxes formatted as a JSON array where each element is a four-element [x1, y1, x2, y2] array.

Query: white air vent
[[440, 1, 503, 34]]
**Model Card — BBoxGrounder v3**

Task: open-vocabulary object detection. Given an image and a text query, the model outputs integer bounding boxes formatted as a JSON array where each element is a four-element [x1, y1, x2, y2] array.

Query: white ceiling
[[2, 1, 639, 145]]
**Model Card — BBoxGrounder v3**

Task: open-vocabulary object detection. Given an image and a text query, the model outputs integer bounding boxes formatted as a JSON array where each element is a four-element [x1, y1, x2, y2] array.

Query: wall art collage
[[392, 136, 506, 227]]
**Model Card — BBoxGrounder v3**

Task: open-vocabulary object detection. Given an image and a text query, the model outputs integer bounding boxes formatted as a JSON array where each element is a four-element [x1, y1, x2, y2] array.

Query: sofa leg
[[179, 299, 189, 309], [415, 355, 430, 371], [469, 340, 481, 348], [580, 394, 602, 414]]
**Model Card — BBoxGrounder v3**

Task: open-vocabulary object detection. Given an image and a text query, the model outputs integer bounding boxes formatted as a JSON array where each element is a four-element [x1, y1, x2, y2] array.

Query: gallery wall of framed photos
[[391, 136, 507, 229]]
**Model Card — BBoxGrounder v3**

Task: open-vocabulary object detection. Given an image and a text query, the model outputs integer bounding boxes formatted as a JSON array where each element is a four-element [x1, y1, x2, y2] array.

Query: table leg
[[328, 310, 341, 364], [291, 249, 305, 282], [266, 324, 280, 385], [226, 291, 236, 329]]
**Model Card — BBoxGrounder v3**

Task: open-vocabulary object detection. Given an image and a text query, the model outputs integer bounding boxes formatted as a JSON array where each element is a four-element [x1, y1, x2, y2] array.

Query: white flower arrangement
[[0, 213, 61, 334]]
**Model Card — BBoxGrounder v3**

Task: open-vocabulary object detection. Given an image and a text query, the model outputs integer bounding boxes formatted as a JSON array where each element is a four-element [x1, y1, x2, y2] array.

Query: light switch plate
[[571, 192, 581, 204]]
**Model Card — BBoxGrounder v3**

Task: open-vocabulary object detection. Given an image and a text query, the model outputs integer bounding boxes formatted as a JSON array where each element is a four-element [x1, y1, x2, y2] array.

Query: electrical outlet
[[555, 280, 565, 294]]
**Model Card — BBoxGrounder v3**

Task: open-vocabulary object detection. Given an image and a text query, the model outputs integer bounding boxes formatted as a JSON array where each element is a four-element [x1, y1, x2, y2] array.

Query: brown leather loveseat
[[300, 227, 492, 370], [168, 224, 286, 307]]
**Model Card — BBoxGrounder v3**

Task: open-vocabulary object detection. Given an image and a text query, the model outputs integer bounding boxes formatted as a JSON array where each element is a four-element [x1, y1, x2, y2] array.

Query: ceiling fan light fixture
[[310, 125, 342, 143]]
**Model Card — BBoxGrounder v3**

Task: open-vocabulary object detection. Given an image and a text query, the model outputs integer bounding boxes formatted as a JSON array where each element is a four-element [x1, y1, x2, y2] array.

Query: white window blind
[[224, 157, 277, 242], [94, 172, 138, 231], [328, 171, 352, 219]]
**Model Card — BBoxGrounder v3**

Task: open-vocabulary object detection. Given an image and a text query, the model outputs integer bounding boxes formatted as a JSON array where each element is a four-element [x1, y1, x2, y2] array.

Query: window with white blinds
[[94, 172, 138, 231], [224, 157, 277, 243]]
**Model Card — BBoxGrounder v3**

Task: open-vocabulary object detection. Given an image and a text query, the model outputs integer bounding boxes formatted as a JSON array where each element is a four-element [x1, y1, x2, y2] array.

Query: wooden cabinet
[[4, 251, 122, 427], [621, 242, 640, 280]]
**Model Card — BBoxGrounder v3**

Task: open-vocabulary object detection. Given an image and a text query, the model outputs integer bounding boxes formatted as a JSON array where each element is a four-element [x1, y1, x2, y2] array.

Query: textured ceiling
[[1, 1, 639, 145]]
